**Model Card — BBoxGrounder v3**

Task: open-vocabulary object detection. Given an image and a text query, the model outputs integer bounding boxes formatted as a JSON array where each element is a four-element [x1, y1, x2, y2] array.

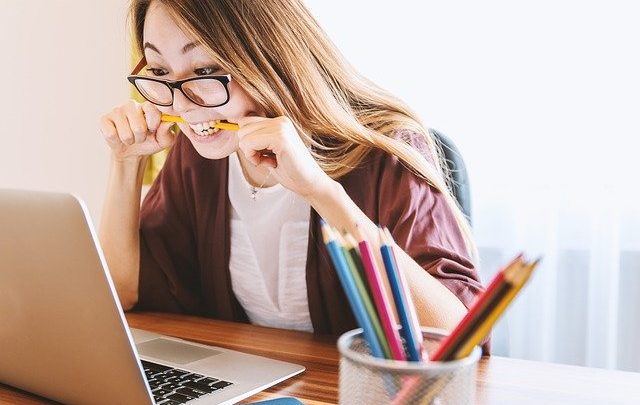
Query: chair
[[429, 128, 472, 224]]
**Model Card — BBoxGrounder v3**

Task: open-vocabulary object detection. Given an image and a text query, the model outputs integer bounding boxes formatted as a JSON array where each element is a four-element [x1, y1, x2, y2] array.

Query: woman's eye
[[146, 68, 168, 76], [194, 67, 219, 76]]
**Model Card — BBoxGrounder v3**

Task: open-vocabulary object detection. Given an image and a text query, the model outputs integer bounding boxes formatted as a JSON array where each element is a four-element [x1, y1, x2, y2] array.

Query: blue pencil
[[379, 227, 424, 362], [320, 221, 385, 358]]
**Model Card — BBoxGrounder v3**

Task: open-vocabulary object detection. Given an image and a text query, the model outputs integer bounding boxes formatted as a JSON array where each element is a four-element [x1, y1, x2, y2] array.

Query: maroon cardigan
[[135, 130, 486, 347]]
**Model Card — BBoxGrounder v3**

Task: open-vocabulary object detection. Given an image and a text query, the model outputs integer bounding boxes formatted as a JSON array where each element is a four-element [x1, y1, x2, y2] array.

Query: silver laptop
[[0, 189, 305, 405]]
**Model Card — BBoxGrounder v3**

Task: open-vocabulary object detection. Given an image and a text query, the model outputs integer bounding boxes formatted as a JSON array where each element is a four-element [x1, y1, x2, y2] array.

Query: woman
[[99, 0, 484, 338]]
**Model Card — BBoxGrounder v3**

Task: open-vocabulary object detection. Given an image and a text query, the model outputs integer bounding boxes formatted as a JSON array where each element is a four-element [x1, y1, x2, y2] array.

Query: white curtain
[[307, 0, 640, 371], [475, 190, 640, 371]]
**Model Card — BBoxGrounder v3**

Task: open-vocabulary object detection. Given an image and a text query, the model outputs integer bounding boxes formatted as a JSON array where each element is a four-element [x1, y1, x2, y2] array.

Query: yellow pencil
[[408, 259, 539, 405], [213, 120, 240, 131], [452, 258, 539, 359], [159, 114, 185, 123], [160, 114, 240, 131]]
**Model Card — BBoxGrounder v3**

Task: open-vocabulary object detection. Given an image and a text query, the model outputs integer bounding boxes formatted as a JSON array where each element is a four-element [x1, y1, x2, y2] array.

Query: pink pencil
[[352, 225, 406, 361]]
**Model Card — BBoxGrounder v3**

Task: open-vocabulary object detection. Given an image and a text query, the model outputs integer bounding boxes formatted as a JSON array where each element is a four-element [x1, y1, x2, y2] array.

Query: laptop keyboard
[[141, 360, 233, 404]]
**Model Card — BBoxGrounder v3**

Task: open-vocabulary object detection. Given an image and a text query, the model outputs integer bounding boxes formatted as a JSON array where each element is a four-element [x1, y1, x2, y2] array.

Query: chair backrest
[[428, 128, 472, 223]]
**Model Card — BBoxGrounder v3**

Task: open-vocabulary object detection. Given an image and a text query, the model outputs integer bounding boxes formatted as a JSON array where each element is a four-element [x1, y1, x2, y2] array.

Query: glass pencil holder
[[337, 327, 481, 405]]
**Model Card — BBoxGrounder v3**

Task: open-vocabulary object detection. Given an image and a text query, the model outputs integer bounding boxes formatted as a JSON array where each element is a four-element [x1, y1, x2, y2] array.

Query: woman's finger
[[155, 122, 178, 149], [99, 116, 119, 147], [125, 102, 148, 143], [142, 102, 161, 133], [236, 115, 267, 129], [111, 109, 135, 146], [254, 153, 277, 168], [238, 127, 281, 160]]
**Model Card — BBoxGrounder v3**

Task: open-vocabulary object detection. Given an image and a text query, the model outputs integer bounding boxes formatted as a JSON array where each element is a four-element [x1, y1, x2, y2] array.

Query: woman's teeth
[[189, 121, 222, 136]]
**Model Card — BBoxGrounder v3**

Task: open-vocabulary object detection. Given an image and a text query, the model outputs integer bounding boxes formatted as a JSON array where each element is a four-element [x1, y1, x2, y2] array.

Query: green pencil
[[336, 232, 391, 359]]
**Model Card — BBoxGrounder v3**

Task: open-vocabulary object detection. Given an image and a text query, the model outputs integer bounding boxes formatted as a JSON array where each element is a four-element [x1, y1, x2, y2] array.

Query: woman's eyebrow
[[142, 41, 200, 55], [181, 41, 200, 54], [143, 42, 161, 54]]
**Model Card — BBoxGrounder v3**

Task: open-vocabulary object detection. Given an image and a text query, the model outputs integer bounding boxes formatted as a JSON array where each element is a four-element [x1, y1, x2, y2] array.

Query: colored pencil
[[320, 222, 384, 358], [379, 227, 424, 362], [352, 225, 406, 361], [430, 255, 525, 361], [453, 258, 539, 359], [393, 256, 539, 405], [159, 114, 185, 123], [160, 114, 240, 131], [336, 233, 391, 359], [343, 233, 372, 299]]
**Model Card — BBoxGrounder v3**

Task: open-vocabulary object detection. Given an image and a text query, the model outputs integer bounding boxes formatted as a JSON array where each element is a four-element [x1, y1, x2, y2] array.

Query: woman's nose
[[170, 88, 195, 115]]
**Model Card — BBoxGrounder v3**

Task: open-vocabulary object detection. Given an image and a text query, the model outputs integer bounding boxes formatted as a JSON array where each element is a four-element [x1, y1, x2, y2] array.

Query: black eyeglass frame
[[127, 56, 232, 108]]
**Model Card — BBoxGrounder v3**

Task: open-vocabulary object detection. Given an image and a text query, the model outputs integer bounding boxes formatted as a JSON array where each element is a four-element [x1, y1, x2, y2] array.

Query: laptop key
[[165, 393, 194, 404], [155, 400, 181, 405], [187, 373, 206, 381], [145, 370, 164, 379], [165, 376, 182, 384], [173, 374, 197, 383], [211, 380, 233, 389], [175, 387, 206, 398], [180, 380, 216, 393], [142, 360, 172, 372], [164, 369, 190, 378], [152, 388, 172, 397], [159, 381, 182, 391], [194, 376, 219, 386]]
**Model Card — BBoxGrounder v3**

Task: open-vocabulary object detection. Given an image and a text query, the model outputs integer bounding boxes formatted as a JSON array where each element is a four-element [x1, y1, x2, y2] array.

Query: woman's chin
[[193, 147, 235, 160]]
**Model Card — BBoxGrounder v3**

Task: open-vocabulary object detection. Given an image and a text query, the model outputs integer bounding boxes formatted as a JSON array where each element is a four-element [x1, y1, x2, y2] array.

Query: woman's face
[[142, 2, 261, 159]]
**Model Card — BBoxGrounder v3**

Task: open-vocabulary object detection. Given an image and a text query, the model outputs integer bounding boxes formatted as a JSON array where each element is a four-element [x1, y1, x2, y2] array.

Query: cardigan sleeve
[[376, 130, 485, 312], [134, 135, 202, 313]]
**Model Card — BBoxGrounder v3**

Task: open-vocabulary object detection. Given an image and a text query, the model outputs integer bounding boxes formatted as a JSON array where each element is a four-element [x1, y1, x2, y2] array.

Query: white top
[[227, 152, 313, 332]]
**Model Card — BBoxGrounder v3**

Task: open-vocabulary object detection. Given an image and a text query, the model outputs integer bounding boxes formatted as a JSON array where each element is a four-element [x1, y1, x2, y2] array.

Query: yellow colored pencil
[[159, 114, 185, 123], [213, 120, 240, 131], [408, 260, 539, 405], [160, 114, 240, 131], [452, 259, 539, 359]]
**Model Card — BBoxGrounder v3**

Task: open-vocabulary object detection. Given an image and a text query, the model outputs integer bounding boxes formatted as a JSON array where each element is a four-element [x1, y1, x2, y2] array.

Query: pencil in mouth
[[160, 114, 239, 131]]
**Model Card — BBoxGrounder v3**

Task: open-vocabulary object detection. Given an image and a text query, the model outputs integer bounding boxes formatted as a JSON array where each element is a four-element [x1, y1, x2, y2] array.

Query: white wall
[[305, 0, 640, 201], [1, 0, 129, 223]]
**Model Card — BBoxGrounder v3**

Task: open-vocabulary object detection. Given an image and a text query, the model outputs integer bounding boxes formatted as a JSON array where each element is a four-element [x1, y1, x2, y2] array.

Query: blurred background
[[2, 0, 639, 372]]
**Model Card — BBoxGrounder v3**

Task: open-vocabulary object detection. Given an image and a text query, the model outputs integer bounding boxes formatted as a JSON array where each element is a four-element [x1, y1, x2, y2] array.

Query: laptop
[[0, 189, 305, 405]]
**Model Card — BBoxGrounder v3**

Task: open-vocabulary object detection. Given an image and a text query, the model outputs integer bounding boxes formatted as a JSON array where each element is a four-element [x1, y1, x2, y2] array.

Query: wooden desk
[[2, 312, 640, 404]]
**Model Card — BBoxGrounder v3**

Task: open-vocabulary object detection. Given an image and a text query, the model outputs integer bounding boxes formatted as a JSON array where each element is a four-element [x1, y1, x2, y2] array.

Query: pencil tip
[[351, 223, 365, 242], [531, 257, 542, 268], [344, 233, 358, 248], [320, 220, 335, 243], [383, 227, 394, 243], [377, 226, 388, 244]]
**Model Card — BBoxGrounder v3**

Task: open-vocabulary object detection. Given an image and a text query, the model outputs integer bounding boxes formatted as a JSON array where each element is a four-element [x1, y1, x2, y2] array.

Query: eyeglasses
[[127, 56, 232, 107]]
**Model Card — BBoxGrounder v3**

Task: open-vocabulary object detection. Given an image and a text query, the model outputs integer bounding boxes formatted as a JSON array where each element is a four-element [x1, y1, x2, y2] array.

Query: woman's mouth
[[188, 121, 222, 137]]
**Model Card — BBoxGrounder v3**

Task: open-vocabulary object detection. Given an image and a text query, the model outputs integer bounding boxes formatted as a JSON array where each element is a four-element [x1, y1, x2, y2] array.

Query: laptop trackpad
[[137, 338, 221, 365]]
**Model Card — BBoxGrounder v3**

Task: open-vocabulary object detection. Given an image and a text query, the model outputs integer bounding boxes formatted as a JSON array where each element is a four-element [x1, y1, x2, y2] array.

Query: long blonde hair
[[130, 0, 477, 261]]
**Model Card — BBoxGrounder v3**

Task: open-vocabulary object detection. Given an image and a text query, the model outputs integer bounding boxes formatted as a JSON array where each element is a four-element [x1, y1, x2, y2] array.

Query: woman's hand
[[99, 100, 176, 162], [236, 116, 334, 199]]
